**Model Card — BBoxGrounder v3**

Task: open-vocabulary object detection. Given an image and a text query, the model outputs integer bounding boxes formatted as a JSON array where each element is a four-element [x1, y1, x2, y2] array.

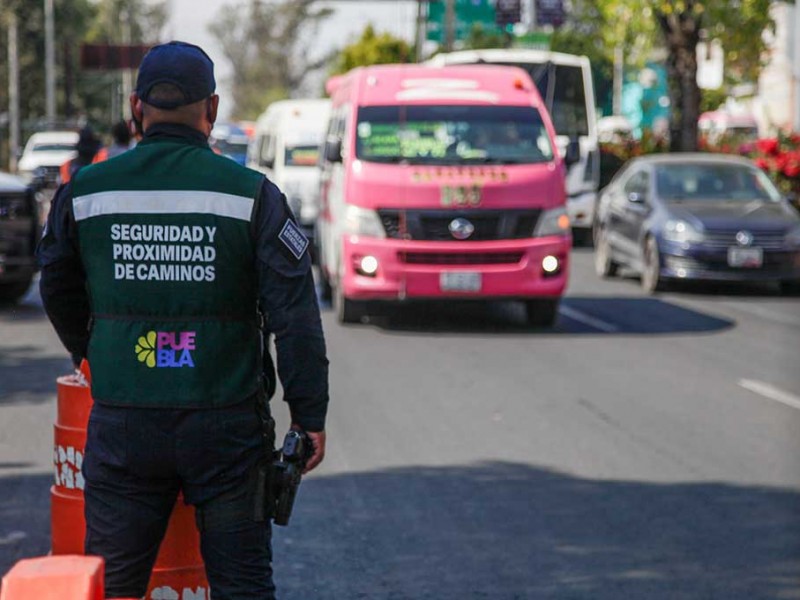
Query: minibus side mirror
[[564, 139, 580, 168], [324, 139, 342, 163]]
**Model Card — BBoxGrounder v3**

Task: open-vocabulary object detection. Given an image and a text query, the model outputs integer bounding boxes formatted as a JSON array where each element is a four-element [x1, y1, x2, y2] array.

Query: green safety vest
[[71, 137, 264, 408]]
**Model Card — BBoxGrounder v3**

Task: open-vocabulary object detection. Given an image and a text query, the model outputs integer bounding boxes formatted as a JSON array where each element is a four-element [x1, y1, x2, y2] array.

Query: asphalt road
[[1, 249, 799, 598]]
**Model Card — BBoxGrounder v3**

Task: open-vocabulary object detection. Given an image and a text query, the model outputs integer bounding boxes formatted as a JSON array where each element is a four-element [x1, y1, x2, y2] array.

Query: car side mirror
[[324, 138, 342, 163], [564, 139, 580, 168], [628, 192, 646, 204]]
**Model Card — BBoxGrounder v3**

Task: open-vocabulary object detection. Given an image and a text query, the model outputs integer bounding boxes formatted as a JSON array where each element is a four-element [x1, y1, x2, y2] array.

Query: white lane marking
[[0, 531, 27, 545], [559, 305, 620, 333], [739, 379, 800, 411]]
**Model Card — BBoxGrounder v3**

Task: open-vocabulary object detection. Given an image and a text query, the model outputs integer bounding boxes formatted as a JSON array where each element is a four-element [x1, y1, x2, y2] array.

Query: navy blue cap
[[135, 41, 216, 109]]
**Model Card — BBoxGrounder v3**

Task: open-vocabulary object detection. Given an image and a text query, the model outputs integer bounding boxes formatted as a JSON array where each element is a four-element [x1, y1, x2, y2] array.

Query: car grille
[[702, 229, 787, 250], [0, 193, 33, 220], [399, 251, 524, 265], [378, 209, 540, 241]]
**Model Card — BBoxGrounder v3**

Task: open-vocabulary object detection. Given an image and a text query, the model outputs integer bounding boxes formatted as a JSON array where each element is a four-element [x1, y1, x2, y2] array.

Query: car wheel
[[0, 279, 32, 304], [641, 236, 667, 294], [594, 230, 619, 278], [524, 298, 560, 328], [334, 281, 365, 324], [779, 279, 800, 296]]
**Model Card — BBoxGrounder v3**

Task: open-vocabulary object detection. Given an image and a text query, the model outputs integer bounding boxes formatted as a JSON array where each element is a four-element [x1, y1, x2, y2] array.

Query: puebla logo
[[135, 330, 196, 368]]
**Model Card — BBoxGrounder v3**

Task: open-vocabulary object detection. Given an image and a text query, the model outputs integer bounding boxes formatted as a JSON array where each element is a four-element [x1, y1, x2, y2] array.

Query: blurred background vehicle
[[427, 50, 599, 243], [209, 123, 250, 166], [699, 109, 760, 146], [597, 116, 634, 144], [0, 171, 40, 304], [248, 99, 331, 242], [17, 131, 78, 187], [593, 153, 800, 293]]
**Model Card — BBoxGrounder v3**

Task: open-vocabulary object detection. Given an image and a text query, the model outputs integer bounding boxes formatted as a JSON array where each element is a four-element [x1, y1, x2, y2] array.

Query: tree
[[209, 0, 333, 120], [588, 0, 774, 151], [330, 24, 412, 76], [0, 0, 168, 166]]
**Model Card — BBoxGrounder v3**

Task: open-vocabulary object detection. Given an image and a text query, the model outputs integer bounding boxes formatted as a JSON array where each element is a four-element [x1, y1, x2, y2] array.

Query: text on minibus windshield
[[355, 105, 554, 165]]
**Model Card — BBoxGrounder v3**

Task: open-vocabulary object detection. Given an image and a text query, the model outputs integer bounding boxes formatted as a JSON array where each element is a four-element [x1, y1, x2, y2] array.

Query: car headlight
[[533, 207, 571, 237], [344, 205, 385, 238], [663, 219, 704, 243], [786, 225, 800, 247]]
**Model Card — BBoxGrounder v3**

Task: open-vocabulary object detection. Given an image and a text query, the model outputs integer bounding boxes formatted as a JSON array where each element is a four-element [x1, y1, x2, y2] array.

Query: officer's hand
[[303, 430, 326, 474]]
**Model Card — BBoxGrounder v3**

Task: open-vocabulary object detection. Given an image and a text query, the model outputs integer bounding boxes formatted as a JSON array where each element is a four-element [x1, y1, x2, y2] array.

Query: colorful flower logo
[[135, 331, 157, 368]]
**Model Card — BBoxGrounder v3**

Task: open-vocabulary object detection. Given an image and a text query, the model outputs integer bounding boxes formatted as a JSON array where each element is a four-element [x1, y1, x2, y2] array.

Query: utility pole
[[8, 13, 20, 172], [415, 0, 426, 62], [444, 0, 455, 51], [45, 0, 56, 125], [121, 3, 133, 119], [613, 45, 623, 115]]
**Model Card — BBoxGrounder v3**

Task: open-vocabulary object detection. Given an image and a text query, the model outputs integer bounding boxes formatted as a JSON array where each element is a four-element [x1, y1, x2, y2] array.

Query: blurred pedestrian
[[37, 41, 329, 599], [92, 120, 132, 163], [59, 126, 101, 184]]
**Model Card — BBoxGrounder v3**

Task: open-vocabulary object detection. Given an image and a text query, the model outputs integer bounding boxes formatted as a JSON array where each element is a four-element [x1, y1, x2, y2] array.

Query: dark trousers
[[82, 398, 275, 599]]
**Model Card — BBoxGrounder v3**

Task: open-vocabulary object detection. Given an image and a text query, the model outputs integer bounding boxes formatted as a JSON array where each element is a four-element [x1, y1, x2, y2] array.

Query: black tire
[[641, 236, 667, 294], [334, 283, 365, 324], [594, 230, 619, 278], [524, 298, 560, 328], [779, 279, 800, 296], [0, 279, 32, 304], [571, 228, 592, 247]]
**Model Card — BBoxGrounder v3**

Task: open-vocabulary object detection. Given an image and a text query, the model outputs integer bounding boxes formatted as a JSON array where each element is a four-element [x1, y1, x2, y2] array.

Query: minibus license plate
[[728, 247, 762, 268], [440, 272, 481, 292]]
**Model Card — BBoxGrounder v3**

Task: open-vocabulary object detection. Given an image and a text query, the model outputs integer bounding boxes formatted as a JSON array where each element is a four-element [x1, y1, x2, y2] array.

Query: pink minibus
[[317, 64, 572, 326]]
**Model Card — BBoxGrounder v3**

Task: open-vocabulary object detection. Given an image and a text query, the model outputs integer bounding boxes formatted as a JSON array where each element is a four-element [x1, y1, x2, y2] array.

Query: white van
[[428, 50, 599, 240], [248, 99, 331, 240]]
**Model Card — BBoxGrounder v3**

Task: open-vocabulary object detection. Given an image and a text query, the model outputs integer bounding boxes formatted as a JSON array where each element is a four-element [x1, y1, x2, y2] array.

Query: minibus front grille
[[399, 251, 524, 265], [379, 209, 540, 241]]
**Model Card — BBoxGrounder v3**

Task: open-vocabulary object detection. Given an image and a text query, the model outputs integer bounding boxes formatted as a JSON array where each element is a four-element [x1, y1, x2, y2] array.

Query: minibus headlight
[[534, 207, 571, 237], [344, 205, 386, 238]]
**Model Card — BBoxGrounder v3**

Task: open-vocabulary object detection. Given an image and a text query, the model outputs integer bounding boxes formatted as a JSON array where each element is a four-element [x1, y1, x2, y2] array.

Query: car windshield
[[499, 62, 590, 138], [285, 145, 319, 167], [355, 105, 554, 165], [32, 143, 75, 152], [655, 163, 782, 202]]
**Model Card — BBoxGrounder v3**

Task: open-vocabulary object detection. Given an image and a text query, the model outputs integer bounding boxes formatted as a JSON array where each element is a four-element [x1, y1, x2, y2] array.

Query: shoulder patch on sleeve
[[279, 219, 309, 260]]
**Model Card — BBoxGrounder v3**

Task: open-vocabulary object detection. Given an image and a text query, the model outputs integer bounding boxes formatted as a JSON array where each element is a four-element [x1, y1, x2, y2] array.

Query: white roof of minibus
[[428, 49, 590, 68], [255, 99, 331, 131]]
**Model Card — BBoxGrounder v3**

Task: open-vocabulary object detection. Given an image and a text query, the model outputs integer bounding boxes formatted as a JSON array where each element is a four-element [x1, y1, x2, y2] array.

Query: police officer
[[37, 41, 329, 599]]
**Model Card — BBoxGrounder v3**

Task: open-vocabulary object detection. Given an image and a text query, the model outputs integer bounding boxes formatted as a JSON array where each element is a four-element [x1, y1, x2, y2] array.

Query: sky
[[165, 0, 419, 119]]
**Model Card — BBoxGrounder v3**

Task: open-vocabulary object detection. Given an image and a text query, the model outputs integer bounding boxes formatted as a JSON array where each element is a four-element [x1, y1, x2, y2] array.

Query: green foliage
[[209, 0, 334, 120], [462, 24, 512, 50], [330, 25, 412, 76], [699, 87, 727, 114]]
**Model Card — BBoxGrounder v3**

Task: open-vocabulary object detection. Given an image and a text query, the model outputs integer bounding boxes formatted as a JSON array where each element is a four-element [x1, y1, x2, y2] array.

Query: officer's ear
[[206, 95, 219, 127], [130, 93, 144, 123]]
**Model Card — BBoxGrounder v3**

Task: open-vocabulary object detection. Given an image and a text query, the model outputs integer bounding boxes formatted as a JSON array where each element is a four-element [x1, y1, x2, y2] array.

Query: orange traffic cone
[[50, 361, 209, 599], [0, 555, 104, 600]]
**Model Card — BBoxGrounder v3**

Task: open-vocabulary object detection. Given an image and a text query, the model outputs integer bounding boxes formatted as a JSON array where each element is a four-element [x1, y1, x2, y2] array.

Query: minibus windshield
[[355, 105, 554, 165]]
